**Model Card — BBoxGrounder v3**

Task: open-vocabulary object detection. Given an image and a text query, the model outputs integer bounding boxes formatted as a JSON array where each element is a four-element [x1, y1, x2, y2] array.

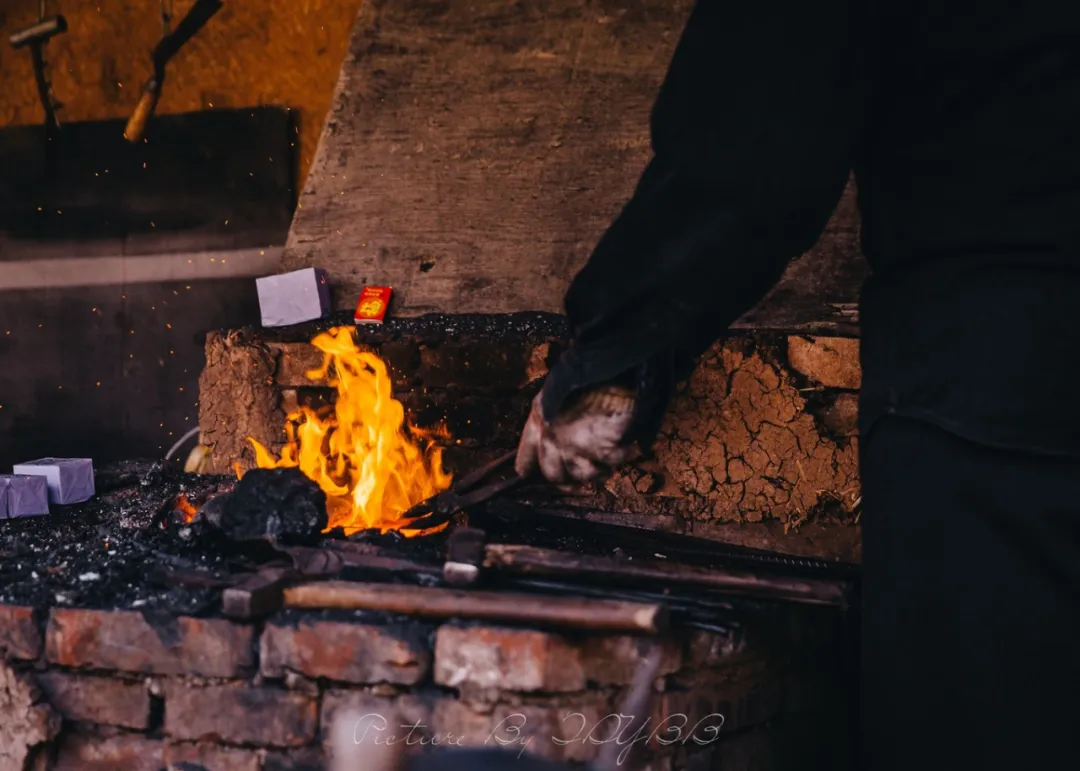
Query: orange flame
[[245, 326, 453, 536], [174, 494, 198, 524]]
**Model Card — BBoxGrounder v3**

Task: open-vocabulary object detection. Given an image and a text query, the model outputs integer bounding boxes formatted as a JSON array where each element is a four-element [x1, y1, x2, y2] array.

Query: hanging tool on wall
[[123, 0, 224, 143], [8, 1, 67, 142]]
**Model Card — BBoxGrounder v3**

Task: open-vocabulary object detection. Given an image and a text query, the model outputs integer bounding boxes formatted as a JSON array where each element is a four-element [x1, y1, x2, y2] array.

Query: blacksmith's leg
[[859, 416, 1080, 771]]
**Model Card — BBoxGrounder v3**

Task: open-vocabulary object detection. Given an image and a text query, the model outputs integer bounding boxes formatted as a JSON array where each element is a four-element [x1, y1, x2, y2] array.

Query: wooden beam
[[281, 0, 868, 327]]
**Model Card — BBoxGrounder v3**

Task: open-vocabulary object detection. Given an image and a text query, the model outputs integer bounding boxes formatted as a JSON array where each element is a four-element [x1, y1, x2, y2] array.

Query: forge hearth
[[197, 313, 864, 563], [0, 461, 858, 771]]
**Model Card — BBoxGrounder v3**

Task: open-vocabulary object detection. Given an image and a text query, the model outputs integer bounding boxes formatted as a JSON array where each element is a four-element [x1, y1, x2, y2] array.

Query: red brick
[[0, 605, 42, 660], [320, 690, 433, 746], [434, 625, 585, 695], [263, 746, 327, 770], [263, 746, 327, 771], [36, 672, 149, 729], [164, 682, 317, 748], [579, 635, 683, 686], [260, 619, 429, 685], [52, 732, 164, 771], [46, 609, 254, 678], [431, 699, 611, 763], [164, 741, 263, 771]]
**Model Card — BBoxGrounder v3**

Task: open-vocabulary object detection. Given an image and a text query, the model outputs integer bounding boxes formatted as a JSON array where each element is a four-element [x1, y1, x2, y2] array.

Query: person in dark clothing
[[515, 1, 1080, 769]]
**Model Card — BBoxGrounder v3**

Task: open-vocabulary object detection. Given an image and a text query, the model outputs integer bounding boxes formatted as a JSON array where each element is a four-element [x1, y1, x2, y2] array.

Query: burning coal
[[243, 327, 452, 536]]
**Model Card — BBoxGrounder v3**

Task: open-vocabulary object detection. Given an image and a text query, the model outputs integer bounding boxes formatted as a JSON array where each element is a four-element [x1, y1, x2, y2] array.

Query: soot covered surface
[[254, 311, 569, 344], [0, 461, 445, 613]]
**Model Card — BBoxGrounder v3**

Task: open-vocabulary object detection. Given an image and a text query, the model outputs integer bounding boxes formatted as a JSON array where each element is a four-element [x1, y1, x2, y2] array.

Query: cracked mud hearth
[[646, 339, 860, 526], [198, 319, 864, 562]]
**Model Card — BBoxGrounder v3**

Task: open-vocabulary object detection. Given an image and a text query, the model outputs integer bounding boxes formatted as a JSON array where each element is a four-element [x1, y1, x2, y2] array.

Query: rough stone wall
[[0, 601, 846, 770], [197, 324, 863, 561]]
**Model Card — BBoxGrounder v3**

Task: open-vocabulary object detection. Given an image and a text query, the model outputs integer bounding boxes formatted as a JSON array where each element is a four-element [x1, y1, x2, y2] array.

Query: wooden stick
[[281, 581, 668, 634], [484, 544, 849, 607]]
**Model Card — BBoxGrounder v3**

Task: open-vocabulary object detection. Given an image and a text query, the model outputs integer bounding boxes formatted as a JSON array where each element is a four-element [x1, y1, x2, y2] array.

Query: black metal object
[[473, 500, 861, 583], [8, 7, 67, 141], [399, 451, 527, 531], [124, 0, 225, 143]]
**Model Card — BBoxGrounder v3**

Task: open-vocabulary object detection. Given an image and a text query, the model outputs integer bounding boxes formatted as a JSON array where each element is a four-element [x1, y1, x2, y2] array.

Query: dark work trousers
[[859, 415, 1080, 771]]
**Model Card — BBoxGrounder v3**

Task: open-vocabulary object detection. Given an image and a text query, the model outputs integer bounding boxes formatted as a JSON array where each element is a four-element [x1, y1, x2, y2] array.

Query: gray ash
[[0, 460, 452, 613], [0, 461, 239, 611]]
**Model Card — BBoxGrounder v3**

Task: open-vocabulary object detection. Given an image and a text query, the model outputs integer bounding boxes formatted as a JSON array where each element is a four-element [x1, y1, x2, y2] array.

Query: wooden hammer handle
[[283, 580, 668, 634], [124, 85, 156, 143]]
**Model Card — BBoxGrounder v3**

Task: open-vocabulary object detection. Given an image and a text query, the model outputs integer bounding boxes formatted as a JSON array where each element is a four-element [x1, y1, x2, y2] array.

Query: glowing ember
[[244, 326, 452, 536], [174, 494, 198, 524]]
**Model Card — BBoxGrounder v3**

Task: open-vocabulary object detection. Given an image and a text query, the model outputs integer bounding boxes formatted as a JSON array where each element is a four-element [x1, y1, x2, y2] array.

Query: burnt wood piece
[[281, 0, 867, 329], [221, 567, 297, 620], [281, 580, 668, 634], [0, 107, 296, 259], [483, 544, 850, 607]]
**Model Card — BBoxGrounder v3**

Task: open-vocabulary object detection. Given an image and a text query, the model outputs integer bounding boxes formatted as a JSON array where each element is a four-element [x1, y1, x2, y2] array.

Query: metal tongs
[[398, 451, 525, 532]]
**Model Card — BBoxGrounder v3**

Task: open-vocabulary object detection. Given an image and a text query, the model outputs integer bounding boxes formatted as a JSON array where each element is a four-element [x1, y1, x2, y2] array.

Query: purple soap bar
[[12, 457, 95, 505], [0, 474, 50, 518], [256, 267, 331, 327]]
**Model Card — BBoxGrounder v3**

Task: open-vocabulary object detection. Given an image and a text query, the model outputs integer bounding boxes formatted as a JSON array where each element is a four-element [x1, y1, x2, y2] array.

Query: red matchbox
[[354, 286, 392, 325]]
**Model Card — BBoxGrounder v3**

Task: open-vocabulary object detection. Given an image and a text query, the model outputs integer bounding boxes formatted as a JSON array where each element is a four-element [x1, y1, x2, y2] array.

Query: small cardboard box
[[256, 267, 332, 327], [354, 286, 392, 325], [0, 474, 50, 518], [12, 458, 95, 505]]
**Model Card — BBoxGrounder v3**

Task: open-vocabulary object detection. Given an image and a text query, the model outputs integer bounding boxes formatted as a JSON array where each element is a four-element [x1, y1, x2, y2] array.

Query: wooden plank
[[0, 107, 297, 260], [281, 0, 868, 327]]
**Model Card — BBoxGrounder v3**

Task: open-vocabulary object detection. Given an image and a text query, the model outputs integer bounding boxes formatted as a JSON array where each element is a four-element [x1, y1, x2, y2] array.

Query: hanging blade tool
[[124, 0, 224, 143], [8, 2, 67, 139]]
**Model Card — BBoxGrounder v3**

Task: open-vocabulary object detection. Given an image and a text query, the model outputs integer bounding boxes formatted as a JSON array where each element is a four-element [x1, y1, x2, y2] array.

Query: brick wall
[[0, 601, 846, 770]]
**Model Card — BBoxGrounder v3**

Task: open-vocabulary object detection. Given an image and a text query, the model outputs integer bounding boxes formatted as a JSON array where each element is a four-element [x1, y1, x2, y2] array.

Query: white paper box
[[256, 267, 331, 327], [12, 457, 95, 505], [0, 474, 50, 518]]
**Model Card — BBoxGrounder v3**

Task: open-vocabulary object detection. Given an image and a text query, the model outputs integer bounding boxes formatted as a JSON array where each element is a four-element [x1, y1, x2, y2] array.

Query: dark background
[[0, 107, 297, 469]]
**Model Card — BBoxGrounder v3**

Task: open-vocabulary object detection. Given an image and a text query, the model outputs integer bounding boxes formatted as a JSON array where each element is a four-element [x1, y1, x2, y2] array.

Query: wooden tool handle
[[124, 87, 156, 143], [282, 580, 668, 634]]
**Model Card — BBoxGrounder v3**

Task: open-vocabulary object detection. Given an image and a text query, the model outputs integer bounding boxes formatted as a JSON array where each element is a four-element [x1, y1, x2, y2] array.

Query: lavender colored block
[[0, 475, 50, 518], [11, 457, 95, 505], [256, 267, 331, 327]]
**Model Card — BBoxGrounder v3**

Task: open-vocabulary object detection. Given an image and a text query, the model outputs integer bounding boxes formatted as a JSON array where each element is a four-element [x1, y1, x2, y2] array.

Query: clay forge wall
[[197, 318, 862, 562]]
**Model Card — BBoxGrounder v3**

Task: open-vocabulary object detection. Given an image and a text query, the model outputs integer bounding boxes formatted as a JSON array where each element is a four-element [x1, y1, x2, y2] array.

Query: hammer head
[[9, 15, 67, 49]]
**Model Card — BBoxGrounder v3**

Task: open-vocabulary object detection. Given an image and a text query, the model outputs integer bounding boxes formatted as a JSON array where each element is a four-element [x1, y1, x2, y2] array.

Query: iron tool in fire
[[124, 0, 224, 143], [8, 1, 67, 143], [397, 450, 526, 533]]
